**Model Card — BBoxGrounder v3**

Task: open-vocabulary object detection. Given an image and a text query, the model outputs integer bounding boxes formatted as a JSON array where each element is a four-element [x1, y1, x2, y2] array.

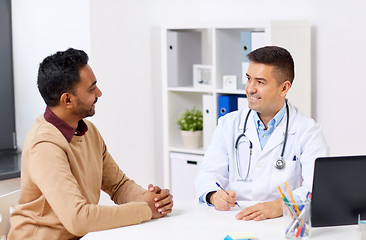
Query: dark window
[[0, 0, 16, 151]]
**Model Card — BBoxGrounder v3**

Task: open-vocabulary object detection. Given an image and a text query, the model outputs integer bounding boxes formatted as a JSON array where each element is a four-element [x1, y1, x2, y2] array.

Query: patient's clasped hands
[[143, 184, 173, 219]]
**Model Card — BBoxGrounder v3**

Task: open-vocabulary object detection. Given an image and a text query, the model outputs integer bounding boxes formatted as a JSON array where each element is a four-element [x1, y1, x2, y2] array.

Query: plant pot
[[181, 130, 202, 149]]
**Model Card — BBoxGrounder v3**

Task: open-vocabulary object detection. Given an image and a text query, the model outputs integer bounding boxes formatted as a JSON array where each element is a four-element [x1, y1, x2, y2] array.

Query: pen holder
[[283, 199, 311, 239]]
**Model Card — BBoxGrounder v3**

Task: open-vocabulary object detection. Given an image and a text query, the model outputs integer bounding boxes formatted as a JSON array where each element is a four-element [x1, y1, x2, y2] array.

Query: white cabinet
[[161, 21, 311, 189], [170, 152, 202, 200]]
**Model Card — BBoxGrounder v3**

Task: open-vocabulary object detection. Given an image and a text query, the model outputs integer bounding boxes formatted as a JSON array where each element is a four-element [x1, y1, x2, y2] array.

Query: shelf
[[162, 21, 311, 189], [167, 87, 213, 93], [169, 146, 205, 155], [167, 87, 248, 95], [215, 89, 246, 95]]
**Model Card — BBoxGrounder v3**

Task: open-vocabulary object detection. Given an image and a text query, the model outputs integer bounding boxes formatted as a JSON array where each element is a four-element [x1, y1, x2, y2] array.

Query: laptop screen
[[311, 155, 366, 227]]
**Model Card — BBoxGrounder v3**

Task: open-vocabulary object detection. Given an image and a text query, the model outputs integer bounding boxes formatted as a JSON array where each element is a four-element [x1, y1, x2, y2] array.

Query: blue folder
[[218, 95, 238, 118]]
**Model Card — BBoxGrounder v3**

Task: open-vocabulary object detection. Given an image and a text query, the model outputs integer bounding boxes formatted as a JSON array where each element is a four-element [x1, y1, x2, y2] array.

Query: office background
[[10, 0, 366, 203]]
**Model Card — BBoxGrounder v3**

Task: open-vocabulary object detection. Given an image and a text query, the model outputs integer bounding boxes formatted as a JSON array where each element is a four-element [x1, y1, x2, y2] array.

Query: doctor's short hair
[[37, 48, 89, 107], [247, 46, 295, 85]]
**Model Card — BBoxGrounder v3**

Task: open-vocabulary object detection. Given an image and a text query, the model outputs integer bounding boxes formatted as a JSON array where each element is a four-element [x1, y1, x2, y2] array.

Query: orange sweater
[[8, 116, 152, 240]]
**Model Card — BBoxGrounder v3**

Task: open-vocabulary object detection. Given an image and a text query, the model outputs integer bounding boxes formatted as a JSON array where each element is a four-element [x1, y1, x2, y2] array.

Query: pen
[[286, 206, 307, 236], [215, 182, 241, 208], [299, 191, 311, 211]]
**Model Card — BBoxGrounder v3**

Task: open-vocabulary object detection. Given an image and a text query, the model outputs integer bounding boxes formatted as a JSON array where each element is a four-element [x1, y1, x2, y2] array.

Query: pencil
[[285, 182, 300, 215], [277, 186, 285, 199], [278, 186, 294, 219]]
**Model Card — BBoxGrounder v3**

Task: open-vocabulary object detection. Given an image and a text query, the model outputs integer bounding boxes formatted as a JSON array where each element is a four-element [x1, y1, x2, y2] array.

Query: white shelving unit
[[161, 21, 311, 192]]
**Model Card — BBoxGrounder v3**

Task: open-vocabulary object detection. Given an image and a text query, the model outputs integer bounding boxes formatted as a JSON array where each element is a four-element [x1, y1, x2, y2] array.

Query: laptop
[[311, 155, 366, 227]]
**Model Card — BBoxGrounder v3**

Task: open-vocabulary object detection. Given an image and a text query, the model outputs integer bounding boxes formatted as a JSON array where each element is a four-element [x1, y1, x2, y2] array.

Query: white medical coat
[[195, 102, 329, 204]]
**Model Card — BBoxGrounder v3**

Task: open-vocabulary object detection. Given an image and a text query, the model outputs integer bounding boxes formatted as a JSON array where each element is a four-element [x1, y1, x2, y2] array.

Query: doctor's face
[[245, 62, 289, 121]]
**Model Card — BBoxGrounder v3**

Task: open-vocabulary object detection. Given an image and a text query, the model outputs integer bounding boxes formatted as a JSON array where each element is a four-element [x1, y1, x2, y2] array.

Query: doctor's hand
[[146, 184, 173, 217], [209, 189, 237, 211], [235, 198, 282, 221]]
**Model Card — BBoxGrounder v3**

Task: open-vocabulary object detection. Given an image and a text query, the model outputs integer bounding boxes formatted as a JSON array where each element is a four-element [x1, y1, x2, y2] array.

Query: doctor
[[195, 46, 328, 221]]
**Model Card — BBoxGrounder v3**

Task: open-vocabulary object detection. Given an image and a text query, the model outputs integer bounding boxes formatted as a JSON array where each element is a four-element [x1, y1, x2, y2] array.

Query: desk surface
[[82, 200, 358, 240]]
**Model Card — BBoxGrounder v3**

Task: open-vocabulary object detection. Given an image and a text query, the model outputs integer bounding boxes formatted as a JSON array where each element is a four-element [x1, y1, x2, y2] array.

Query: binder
[[237, 96, 248, 110], [240, 31, 252, 62], [167, 31, 179, 87], [240, 32, 252, 89], [167, 31, 201, 87], [242, 62, 250, 87], [218, 95, 238, 119], [202, 94, 215, 150], [251, 31, 266, 51], [241, 31, 266, 88]]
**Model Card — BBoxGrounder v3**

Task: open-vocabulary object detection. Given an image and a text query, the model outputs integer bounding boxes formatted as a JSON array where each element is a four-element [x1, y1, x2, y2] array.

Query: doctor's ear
[[281, 81, 291, 96]]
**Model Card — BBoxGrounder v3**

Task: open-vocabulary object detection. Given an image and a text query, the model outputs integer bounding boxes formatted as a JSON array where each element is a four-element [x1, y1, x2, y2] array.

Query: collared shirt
[[44, 107, 88, 143], [254, 102, 286, 150]]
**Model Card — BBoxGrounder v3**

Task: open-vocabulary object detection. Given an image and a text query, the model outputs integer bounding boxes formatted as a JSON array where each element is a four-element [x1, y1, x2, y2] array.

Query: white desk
[[82, 200, 358, 240]]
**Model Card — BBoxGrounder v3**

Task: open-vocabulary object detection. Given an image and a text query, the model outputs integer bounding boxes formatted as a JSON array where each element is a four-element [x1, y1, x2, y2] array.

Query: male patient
[[8, 48, 173, 240]]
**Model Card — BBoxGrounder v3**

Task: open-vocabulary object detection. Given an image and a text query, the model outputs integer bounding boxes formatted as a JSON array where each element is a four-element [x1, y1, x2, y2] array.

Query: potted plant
[[176, 107, 203, 149]]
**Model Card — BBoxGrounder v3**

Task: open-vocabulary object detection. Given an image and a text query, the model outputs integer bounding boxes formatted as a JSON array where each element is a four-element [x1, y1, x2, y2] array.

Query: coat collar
[[237, 102, 296, 153]]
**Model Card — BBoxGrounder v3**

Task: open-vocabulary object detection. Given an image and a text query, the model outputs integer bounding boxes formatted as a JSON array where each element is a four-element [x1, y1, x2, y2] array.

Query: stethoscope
[[234, 100, 289, 181]]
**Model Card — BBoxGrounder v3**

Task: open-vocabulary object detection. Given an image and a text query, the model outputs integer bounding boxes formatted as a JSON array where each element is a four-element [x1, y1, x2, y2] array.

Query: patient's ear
[[60, 93, 75, 109]]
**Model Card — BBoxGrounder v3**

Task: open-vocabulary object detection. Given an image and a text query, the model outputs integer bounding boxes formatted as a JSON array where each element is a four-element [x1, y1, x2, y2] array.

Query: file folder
[[167, 31, 201, 87], [167, 31, 179, 87], [251, 31, 266, 51], [240, 31, 252, 62], [242, 62, 250, 87], [218, 95, 238, 118], [240, 32, 251, 89], [202, 94, 215, 150], [237, 96, 248, 110]]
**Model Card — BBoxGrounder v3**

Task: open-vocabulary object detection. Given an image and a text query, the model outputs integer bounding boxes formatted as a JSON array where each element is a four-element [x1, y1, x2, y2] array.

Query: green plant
[[177, 107, 203, 131]]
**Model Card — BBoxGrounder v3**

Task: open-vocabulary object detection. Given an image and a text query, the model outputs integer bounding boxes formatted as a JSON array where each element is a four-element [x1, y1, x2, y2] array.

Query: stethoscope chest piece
[[274, 158, 286, 170]]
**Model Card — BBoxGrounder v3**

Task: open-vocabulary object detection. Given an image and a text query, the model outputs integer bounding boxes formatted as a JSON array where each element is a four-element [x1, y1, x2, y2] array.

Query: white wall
[[12, 0, 366, 198], [88, 0, 366, 192], [89, 0, 200, 188], [198, 0, 366, 156], [12, 0, 91, 150]]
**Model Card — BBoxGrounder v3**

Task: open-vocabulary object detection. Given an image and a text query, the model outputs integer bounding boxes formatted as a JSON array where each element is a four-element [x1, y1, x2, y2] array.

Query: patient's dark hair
[[37, 48, 89, 106], [247, 46, 295, 85]]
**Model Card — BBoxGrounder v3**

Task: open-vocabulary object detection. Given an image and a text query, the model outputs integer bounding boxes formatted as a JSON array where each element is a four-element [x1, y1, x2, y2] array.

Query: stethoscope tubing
[[280, 101, 290, 158], [235, 100, 289, 181]]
